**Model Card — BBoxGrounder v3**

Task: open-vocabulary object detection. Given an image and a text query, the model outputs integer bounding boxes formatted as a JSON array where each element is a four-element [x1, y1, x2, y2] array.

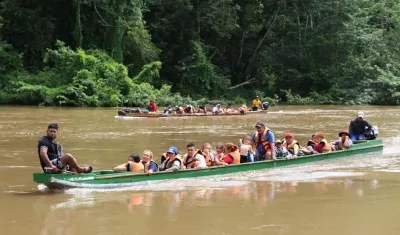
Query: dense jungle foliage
[[0, 0, 399, 106]]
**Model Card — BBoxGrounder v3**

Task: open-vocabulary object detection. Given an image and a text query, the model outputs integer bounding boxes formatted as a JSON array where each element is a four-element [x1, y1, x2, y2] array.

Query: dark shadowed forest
[[0, 0, 399, 106]]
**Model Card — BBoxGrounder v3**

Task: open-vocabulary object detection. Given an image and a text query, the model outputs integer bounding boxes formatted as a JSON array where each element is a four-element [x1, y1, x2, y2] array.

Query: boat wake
[[253, 171, 364, 182], [114, 116, 147, 120], [43, 177, 251, 194], [0, 165, 33, 168]]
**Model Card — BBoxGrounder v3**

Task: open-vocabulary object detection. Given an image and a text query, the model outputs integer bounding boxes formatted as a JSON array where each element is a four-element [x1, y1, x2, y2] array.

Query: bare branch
[[93, 0, 111, 27], [245, 0, 284, 77], [227, 77, 257, 89], [209, 48, 218, 60]]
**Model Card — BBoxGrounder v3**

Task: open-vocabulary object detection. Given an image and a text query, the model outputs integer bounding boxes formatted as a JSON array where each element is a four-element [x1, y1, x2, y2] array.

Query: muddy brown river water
[[0, 105, 399, 235]]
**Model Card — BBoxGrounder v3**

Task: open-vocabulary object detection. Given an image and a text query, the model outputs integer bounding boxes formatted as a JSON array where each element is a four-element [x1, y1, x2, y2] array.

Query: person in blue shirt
[[141, 150, 159, 175], [251, 121, 277, 161]]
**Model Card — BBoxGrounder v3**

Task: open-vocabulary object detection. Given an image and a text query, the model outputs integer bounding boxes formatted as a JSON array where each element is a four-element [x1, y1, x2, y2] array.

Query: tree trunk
[[73, 0, 83, 47]]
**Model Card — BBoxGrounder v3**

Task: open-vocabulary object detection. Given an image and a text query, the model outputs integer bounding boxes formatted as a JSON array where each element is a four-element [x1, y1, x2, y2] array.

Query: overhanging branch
[[227, 77, 257, 89], [244, 0, 284, 77]]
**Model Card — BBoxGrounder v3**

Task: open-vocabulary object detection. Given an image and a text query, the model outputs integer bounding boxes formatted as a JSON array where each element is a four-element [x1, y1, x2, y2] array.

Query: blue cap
[[167, 146, 178, 154], [255, 121, 265, 127]]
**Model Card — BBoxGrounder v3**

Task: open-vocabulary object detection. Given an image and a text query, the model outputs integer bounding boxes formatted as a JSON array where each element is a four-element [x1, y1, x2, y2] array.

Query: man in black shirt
[[348, 112, 372, 140], [37, 123, 92, 174]]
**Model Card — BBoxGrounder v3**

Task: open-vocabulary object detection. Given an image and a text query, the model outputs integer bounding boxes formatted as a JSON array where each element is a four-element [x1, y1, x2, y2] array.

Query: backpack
[[275, 147, 289, 159]]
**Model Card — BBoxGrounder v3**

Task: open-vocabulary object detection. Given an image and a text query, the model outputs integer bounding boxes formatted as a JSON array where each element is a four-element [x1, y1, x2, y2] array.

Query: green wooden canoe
[[33, 139, 383, 189], [117, 109, 268, 117]]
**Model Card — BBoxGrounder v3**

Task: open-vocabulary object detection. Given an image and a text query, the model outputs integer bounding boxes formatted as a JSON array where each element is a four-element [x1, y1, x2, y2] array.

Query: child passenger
[[275, 139, 291, 159], [239, 136, 255, 163], [114, 154, 144, 172], [201, 143, 215, 166]]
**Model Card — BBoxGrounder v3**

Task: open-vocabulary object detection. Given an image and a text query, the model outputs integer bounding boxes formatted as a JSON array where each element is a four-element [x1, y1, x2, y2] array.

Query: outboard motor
[[365, 126, 378, 140], [262, 101, 270, 110]]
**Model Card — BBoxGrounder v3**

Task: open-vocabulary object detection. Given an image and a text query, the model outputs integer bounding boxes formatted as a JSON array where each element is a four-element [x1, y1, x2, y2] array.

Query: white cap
[[357, 112, 364, 118]]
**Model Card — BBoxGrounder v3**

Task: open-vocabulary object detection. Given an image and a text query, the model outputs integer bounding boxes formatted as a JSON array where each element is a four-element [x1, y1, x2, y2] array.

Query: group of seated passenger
[[113, 142, 244, 174], [113, 129, 356, 174], [274, 130, 353, 160], [163, 104, 249, 115], [114, 111, 378, 174]]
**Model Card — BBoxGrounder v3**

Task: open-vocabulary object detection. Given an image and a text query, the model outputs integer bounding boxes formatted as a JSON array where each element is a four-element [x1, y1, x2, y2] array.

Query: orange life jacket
[[161, 154, 184, 171], [282, 140, 299, 149], [202, 150, 214, 166], [183, 150, 203, 169], [321, 139, 332, 153], [126, 161, 145, 172], [227, 150, 241, 164], [253, 128, 271, 152]]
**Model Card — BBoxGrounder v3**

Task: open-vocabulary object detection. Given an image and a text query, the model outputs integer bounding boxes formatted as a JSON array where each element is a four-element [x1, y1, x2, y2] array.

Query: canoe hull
[[117, 110, 268, 118], [33, 139, 383, 189]]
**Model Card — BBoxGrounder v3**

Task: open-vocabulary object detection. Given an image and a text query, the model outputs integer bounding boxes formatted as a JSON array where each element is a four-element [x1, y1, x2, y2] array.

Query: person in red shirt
[[147, 100, 157, 112]]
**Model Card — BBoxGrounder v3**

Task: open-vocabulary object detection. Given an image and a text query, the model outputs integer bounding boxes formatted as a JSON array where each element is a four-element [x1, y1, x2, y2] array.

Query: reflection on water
[[34, 175, 388, 235], [47, 177, 380, 214], [50, 196, 96, 210]]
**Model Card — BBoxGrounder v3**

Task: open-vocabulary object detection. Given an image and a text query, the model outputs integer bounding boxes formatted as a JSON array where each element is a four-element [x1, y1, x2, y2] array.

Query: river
[[0, 105, 399, 235]]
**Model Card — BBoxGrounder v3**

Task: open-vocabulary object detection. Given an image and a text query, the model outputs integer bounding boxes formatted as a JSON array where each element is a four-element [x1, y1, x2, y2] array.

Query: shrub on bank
[[0, 41, 280, 108]]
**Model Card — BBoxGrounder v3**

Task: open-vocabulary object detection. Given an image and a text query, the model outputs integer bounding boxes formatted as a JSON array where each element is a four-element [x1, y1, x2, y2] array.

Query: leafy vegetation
[[0, 0, 399, 106]]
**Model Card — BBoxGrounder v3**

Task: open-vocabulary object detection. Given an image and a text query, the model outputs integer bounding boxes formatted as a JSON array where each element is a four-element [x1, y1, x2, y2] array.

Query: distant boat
[[117, 109, 268, 117], [33, 139, 383, 189]]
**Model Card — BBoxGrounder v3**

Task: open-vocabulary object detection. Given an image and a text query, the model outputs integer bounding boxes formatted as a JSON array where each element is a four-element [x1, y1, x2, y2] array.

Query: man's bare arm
[[39, 146, 54, 167]]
